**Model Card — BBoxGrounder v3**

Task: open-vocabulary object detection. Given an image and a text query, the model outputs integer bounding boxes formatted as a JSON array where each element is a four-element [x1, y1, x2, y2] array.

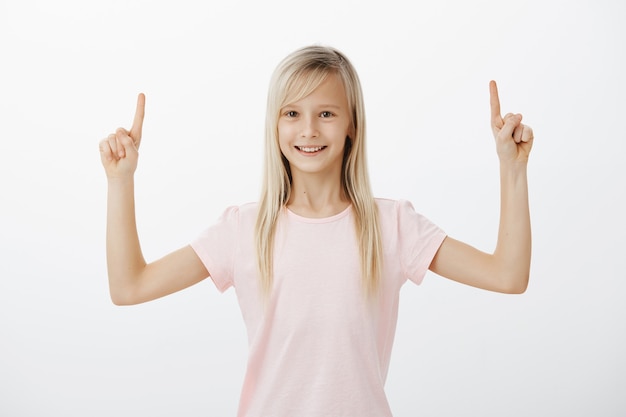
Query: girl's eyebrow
[[281, 104, 342, 110]]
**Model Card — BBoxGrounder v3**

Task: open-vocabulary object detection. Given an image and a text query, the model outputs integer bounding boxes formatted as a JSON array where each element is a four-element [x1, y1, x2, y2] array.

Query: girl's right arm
[[99, 94, 209, 305]]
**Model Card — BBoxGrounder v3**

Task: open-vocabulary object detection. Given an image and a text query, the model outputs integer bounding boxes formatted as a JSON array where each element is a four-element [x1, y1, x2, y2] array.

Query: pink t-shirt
[[191, 198, 446, 417]]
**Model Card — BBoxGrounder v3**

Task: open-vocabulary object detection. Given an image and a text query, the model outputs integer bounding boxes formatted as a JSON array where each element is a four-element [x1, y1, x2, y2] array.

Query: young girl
[[99, 45, 533, 417]]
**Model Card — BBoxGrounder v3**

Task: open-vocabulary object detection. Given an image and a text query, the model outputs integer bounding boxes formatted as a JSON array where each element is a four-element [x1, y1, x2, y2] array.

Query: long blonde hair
[[255, 45, 382, 295]]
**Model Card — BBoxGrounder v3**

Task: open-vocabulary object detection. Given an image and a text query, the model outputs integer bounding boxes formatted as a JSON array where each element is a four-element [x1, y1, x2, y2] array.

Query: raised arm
[[99, 94, 208, 305], [429, 81, 533, 294]]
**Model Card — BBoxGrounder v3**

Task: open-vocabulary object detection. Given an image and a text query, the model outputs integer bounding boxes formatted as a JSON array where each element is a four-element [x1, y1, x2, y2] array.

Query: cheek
[[277, 124, 293, 146], [277, 131, 290, 156], [278, 141, 288, 156]]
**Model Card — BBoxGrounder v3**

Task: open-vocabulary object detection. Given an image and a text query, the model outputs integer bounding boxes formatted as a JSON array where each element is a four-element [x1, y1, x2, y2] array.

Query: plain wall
[[1, 0, 624, 415]]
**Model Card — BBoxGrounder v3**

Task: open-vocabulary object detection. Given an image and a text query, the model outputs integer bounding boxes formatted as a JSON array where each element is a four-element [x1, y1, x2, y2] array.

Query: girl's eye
[[285, 110, 298, 117], [320, 111, 333, 118]]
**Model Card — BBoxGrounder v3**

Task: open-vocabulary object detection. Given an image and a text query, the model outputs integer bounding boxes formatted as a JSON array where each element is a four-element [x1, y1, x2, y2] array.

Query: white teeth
[[297, 146, 325, 153]]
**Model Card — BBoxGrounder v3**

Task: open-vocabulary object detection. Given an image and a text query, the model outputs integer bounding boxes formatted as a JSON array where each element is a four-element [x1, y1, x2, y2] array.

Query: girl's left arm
[[429, 81, 534, 294]]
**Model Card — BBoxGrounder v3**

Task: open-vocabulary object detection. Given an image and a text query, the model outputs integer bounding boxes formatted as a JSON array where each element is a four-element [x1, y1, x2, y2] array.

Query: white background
[[1, 0, 624, 415]]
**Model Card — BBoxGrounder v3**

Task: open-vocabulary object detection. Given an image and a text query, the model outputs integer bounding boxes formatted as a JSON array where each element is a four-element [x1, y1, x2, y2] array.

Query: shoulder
[[236, 201, 259, 217], [200, 202, 258, 235], [374, 197, 417, 216], [375, 198, 442, 232], [217, 202, 258, 219]]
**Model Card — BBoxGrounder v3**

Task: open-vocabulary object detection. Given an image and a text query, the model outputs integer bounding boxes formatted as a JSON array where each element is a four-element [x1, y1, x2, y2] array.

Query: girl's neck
[[287, 175, 350, 218]]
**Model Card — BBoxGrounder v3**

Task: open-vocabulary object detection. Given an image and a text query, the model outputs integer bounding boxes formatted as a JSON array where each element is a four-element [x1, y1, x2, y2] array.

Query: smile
[[296, 146, 327, 153]]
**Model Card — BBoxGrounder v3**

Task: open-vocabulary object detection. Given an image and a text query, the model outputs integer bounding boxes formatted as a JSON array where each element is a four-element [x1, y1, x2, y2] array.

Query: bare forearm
[[493, 162, 531, 292], [106, 177, 146, 302], [429, 82, 533, 294]]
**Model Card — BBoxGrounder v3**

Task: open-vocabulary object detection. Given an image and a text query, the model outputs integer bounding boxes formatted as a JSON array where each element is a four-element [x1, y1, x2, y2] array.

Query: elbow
[[499, 272, 529, 294], [504, 283, 528, 295], [109, 284, 140, 306], [110, 296, 128, 306], [110, 291, 132, 306], [108, 270, 145, 305]]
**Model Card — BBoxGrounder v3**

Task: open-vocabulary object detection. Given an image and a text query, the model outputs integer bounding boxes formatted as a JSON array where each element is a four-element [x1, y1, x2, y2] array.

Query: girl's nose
[[300, 116, 319, 138]]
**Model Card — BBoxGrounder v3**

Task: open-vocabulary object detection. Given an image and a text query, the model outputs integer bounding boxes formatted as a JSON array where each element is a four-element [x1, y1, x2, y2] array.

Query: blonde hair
[[255, 45, 382, 295]]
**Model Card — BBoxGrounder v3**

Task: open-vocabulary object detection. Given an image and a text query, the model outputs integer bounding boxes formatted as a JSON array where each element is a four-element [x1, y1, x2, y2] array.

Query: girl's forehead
[[283, 72, 347, 106]]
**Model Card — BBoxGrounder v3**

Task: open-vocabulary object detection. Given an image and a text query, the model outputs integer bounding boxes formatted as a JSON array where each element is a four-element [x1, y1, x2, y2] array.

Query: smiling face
[[277, 73, 352, 181]]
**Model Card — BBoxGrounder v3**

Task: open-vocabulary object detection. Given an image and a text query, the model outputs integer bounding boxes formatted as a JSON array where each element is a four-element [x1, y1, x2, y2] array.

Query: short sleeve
[[396, 200, 447, 285], [190, 206, 240, 292]]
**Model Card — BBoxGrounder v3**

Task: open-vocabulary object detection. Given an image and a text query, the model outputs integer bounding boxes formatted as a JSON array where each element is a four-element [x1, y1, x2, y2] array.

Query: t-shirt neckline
[[285, 204, 352, 224]]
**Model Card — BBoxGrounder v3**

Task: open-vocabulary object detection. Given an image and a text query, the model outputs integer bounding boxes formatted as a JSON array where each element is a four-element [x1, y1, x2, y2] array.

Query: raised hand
[[99, 93, 146, 178], [489, 81, 533, 164]]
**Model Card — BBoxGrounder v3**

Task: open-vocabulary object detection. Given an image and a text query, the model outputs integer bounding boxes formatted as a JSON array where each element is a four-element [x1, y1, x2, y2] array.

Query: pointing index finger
[[489, 80, 502, 126], [130, 93, 145, 140]]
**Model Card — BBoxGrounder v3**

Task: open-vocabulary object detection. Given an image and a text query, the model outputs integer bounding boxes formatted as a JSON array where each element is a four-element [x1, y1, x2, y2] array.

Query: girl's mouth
[[295, 146, 326, 153]]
